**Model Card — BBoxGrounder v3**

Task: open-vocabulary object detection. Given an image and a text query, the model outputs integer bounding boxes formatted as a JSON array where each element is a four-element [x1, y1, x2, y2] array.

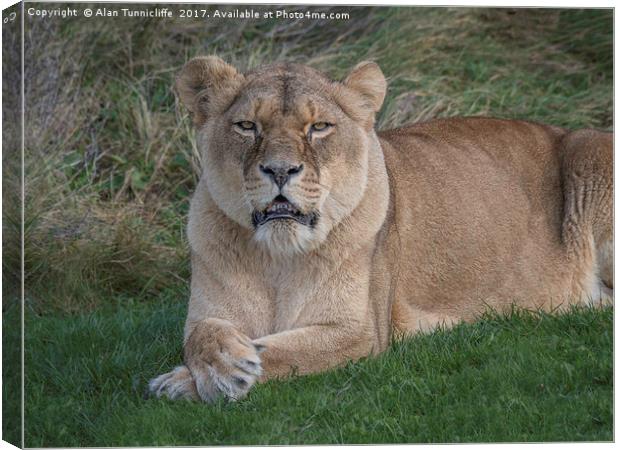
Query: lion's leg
[[595, 237, 613, 306], [148, 252, 271, 403], [561, 129, 613, 306], [253, 324, 374, 379], [598, 238, 613, 290], [391, 301, 460, 337]]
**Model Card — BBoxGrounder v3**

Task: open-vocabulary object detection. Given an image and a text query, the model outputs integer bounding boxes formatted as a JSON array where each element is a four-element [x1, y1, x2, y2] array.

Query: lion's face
[[177, 58, 386, 255]]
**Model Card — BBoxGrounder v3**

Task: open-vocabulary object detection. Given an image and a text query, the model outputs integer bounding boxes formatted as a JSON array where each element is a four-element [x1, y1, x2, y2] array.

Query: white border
[[0, 1, 615, 449]]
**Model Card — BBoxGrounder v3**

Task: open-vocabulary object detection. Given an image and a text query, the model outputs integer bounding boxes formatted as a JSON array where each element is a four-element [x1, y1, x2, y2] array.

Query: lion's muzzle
[[251, 194, 319, 228]]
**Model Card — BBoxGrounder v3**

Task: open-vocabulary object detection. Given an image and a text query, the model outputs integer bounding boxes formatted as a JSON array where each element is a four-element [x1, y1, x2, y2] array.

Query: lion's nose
[[259, 162, 304, 189]]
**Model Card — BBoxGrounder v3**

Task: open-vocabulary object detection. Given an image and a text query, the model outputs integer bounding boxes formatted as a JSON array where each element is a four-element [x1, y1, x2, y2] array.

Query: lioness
[[149, 56, 613, 402]]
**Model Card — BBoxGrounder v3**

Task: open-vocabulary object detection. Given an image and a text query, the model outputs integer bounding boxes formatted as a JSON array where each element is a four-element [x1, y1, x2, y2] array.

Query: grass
[[1, 5, 613, 447], [13, 300, 613, 446]]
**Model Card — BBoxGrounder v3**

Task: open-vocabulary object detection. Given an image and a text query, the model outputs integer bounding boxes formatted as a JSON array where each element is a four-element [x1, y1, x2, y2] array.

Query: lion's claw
[[149, 319, 264, 403], [148, 365, 199, 401]]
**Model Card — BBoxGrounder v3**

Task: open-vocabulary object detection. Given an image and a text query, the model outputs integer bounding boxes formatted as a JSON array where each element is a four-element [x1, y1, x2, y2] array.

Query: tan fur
[[149, 56, 613, 402]]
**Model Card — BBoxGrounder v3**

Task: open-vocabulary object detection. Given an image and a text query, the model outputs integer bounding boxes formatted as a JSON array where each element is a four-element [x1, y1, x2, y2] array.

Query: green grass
[[2, 5, 613, 447], [16, 299, 612, 446], [2, 300, 22, 447]]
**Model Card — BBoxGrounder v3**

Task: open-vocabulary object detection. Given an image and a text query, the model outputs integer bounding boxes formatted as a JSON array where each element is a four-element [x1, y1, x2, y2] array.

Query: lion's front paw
[[148, 365, 199, 401], [184, 318, 264, 403]]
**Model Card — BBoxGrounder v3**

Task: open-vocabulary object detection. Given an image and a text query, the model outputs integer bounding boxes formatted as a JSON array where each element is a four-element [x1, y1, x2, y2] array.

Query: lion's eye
[[235, 121, 257, 131], [311, 122, 331, 132]]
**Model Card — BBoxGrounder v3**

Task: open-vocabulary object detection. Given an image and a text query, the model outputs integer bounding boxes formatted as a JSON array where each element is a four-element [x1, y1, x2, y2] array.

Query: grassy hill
[[6, 300, 613, 445]]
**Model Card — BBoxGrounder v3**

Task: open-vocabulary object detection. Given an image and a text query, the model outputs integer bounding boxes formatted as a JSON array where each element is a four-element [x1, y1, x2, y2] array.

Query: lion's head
[[177, 56, 386, 255]]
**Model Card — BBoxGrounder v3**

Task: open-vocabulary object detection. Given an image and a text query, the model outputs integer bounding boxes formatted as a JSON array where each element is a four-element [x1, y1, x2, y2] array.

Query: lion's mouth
[[252, 195, 318, 228]]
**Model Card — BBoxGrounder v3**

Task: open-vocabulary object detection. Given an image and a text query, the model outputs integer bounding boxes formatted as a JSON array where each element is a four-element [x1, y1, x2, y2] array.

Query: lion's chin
[[253, 219, 317, 256]]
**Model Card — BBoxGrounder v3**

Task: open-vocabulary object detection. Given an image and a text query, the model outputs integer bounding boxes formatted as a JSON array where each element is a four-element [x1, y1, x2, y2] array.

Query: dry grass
[[3, 6, 612, 312]]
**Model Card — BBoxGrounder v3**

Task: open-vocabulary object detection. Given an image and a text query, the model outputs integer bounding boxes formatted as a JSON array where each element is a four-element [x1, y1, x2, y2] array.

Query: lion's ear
[[343, 61, 387, 113], [176, 56, 244, 125]]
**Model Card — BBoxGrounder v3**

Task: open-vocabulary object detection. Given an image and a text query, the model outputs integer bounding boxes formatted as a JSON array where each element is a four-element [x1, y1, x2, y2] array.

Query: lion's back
[[378, 117, 568, 244], [377, 117, 578, 328]]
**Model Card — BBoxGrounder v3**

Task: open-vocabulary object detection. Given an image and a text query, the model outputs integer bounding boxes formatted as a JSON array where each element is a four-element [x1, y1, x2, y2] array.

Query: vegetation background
[[2, 4, 613, 446]]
